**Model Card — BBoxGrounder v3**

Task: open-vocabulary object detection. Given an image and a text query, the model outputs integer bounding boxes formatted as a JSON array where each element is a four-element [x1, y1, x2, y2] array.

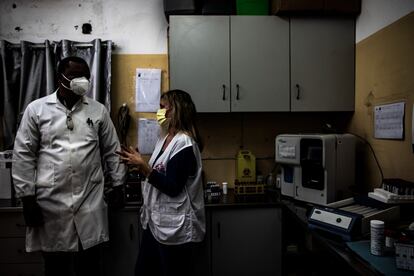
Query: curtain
[[1, 40, 20, 150], [0, 39, 112, 150]]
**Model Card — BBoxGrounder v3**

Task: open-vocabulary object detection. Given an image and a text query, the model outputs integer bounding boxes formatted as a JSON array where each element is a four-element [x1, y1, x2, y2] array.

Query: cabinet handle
[[296, 84, 300, 100], [236, 84, 240, 100], [222, 84, 226, 100], [217, 222, 221, 239], [129, 224, 134, 241], [296, 186, 299, 197]]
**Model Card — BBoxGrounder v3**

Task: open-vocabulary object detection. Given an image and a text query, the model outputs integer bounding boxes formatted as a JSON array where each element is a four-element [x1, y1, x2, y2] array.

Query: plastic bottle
[[222, 182, 228, 195], [370, 220, 385, 256]]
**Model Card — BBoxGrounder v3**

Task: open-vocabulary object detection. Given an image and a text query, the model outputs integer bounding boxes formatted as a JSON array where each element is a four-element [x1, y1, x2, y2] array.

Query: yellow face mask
[[156, 108, 167, 125]]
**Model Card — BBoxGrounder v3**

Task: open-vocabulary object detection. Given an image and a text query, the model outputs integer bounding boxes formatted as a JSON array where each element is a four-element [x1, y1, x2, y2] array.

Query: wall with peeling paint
[[0, 0, 168, 54], [2, 1, 414, 188], [3, 0, 414, 55]]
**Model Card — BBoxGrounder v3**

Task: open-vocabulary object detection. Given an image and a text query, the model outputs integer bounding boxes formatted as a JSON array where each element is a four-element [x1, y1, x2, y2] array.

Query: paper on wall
[[137, 118, 160, 155], [135, 68, 161, 112], [374, 102, 405, 139]]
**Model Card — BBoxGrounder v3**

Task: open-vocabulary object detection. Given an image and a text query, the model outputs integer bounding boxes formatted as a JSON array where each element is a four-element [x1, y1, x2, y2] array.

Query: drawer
[[0, 238, 43, 263], [0, 263, 44, 276], [0, 213, 26, 237]]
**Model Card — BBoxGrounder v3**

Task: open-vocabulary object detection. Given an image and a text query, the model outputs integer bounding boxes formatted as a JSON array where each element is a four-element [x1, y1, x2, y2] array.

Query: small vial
[[222, 182, 228, 195], [370, 220, 385, 256]]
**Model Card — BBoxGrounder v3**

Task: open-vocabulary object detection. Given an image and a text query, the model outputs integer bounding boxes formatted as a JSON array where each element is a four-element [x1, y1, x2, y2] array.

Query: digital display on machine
[[277, 144, 296, 159]]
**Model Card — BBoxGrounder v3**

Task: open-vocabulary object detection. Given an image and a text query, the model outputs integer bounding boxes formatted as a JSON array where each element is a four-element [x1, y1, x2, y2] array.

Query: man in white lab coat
[[12, 56, 126, 276]]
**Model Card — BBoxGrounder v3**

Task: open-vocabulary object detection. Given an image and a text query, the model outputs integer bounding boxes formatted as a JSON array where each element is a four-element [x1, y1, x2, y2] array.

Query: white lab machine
[[275, 134, 355, 206]]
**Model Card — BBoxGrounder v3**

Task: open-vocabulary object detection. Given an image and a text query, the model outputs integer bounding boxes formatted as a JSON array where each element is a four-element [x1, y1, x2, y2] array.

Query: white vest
[[140, 132, 206, 245]]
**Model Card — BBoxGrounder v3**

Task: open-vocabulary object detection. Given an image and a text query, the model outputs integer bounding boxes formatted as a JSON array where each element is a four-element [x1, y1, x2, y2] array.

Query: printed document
[[374, 102, 405, 139], [135, 68, 161, 112]]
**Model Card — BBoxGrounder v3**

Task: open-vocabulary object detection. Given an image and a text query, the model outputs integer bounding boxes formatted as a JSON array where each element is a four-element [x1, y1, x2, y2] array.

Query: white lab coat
[[12, 91, 126, 252]]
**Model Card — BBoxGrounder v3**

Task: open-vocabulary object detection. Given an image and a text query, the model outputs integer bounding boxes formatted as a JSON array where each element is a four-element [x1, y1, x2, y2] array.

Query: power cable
[[349, 132, 384, 188]]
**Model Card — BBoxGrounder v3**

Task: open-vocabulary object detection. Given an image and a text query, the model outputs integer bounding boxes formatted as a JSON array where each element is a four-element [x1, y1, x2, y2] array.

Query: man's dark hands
[[21, 195, 44, 227], [105, 185, 125, 209]]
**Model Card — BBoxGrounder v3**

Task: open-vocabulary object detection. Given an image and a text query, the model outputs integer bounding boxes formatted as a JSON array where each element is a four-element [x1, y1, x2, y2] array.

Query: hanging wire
[[349, 132, 384, 188], [118, 103, 131, 146]]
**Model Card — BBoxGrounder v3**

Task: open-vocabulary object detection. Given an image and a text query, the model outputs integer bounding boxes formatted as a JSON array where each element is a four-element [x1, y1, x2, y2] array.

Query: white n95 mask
[[156, 108, 167, 125], [61, 73, 90, 96]]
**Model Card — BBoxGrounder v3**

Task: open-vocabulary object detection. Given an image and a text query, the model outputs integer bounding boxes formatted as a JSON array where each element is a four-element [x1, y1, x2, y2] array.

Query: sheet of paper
[[374, 102, 405, 139], [137, 118, 160, 155], [135, 68, 161, 112]]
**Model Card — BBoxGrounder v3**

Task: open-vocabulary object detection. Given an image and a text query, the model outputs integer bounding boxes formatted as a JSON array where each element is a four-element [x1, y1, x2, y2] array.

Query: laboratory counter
[[0, 188, 281, 210], [0, 191, 407, 275], [281, 198, 384, 276]]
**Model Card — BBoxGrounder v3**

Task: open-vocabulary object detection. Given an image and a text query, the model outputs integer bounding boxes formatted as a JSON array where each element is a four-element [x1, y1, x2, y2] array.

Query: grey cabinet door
[[189, 210, 211, 276], [211, 208, 281, 276], [169, 16, 231, 112], [231, 16, 290, 112], [291, 18, 355, 111], [104, 209, 141, 276]]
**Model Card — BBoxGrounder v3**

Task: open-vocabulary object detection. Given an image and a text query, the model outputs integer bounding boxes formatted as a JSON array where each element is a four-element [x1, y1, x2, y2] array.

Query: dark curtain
[[0, 40, 22, 150], [0, 39, 112, 150], [18, 41, 55, 125]]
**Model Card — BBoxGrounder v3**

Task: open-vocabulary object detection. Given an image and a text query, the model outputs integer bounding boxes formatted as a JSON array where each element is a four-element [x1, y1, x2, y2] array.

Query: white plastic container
[[222, 182, 228, 195], [370, 220, 385, 256]]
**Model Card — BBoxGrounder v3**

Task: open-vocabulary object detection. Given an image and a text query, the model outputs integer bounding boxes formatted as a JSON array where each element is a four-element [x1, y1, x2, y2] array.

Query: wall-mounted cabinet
[[290, 17, 355, 111], [169, 16, 290, 112], [169, 16, 355, 112]]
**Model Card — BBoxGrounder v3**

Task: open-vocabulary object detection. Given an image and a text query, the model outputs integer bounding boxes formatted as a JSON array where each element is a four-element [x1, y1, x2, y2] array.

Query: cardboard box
[[271, 0, 324, 15], [202, 0, 235, 15], [324, 0, 361, 15], [271, 0, 360, 16]]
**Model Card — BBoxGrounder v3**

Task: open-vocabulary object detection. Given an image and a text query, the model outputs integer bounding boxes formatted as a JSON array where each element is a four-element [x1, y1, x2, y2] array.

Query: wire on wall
[[350, 132, 384, 188]]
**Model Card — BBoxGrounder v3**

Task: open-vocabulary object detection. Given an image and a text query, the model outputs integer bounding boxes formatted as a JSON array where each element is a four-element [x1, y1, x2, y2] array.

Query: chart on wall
[[374, 102, 405, 140], [137, 118, 159, 155], [135, 68, 161, 112]]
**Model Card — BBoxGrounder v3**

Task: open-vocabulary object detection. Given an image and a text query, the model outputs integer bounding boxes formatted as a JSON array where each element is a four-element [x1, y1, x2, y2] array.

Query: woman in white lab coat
[[117, 89, 205, 276]]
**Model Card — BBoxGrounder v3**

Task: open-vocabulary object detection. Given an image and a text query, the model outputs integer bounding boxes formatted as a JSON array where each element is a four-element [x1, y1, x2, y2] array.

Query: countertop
[[0, 188, 282, 212], [121, 189, 282, 211], [0, 190, 392, 275], [282, 199, 384, 276]]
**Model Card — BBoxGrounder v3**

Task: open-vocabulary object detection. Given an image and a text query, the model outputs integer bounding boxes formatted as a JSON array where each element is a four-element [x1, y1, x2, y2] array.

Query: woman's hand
[[116, 146, 152, 177]]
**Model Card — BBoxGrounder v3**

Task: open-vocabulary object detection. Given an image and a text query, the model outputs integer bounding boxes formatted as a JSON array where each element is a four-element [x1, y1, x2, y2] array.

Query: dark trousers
[[135, 228, 192, 276], [42, 243, 104, 276]]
